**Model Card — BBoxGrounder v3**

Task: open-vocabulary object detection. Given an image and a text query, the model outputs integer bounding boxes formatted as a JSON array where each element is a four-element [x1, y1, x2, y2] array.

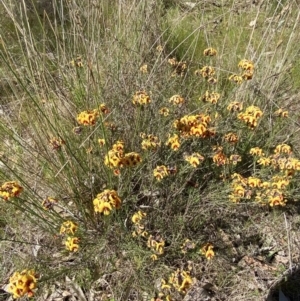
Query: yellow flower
[[169, 94, 185, 106], [77, 109, 99, 126], [65, 236, 80, 252], [274, 144, 292, 155], [227, 101, 243, 112], [93, 189, 122, 214], [238, 106, 263, 129], [200, 243, 215, 260], [196, 66, 215, 78], [156, 45, 164, 53], [0, 181, 23, 201], [249, 147, 264, 156], [257, 156, 271, 166], [98, 138, 106, 147], [153, 165, 170, 181], [201, 90, 220, 104], [166, 134, 180, 151], [70, 56, 83, 67], [224, 132, 239, 144], [8, 270, 38, 299], [213, 151, 228, 166], [151, 254, 158, 261], [132, 91, 151, 105], [159, 107, 170, 116], [141, 134, 160, 150], [229, 154, 242, 165], [185, 153, 205, 167], [238, 59, 254, 71], [147, 235, 165, 254], [233, 184, 246, 198], [120, 152, 142, 167], [229, 74, 243, 84], [203, 47, 217, 56], [99, 103, 109, 114], [274, 108, 288, 117], [60, 221, 78, 235], [140, 64, 148, 74], [168, 58, 187, 77], [169, 269, 193, 293], [132, 210, 146, 224], [248, 177, 261, 188]]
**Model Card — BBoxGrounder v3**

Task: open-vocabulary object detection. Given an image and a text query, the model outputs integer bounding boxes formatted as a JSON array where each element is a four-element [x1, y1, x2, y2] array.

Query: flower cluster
[[228, 59, 254, 84], [93, 189, 122, 215], [184, 153, 205, 167], [65, 236, 80, 252], [200, 243, 215, 260], [173, 113, 212, 138], [76, 104, 109, 126], [8, 269, 38, 299], [140, 64, 148, 74], [77, 109, 99, 126], [147, 234, 165, 259], [212, 146, 228, 166], [131, 210, 148, 238], [196, 66, 215, 78], [159, 107, 170, 116], [60, 220, 79, 252], [169, 94, 185, 106], [203, 47, 217, 56], [274, 108, 288, 117], [168, 57, 187, 77], [60, 220, 78, 235], [166, 134, 180, 151], [140, 133, 161, 151], [70, 56, 83, 67], [161, 269, 193, 295], [228, 74, 243, 84], [0, 181, 23, 201], [132, 90, 151, 105], [238, 59, 254, 80], [237, 105, 263, 129], [104, 141, 142, 175], [229, 172, 290, 206], [153, 165, 176, 181], [201, 90, 220, 104], [227, 101, 243, 112], [224, 132, 239, 144]]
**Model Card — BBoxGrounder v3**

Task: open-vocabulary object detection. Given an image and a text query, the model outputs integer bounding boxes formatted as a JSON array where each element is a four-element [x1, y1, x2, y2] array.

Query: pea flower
[[0, 181, 23, 201], [203, 47, 217, 56], [169, 94, 185, 106], [8, 269, 38, 299], [166, 134, 180, 151], [77, 109, 99, 126], [60, 221, 78, 235], [184, 153, 205, 167], [159, 107, 170, 116], [153, 165, 170, 181], [132, 91, 151, 105], [200, 243, 215, 260], [65, 236, 80, 252], [93, 189, 121, 215]]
